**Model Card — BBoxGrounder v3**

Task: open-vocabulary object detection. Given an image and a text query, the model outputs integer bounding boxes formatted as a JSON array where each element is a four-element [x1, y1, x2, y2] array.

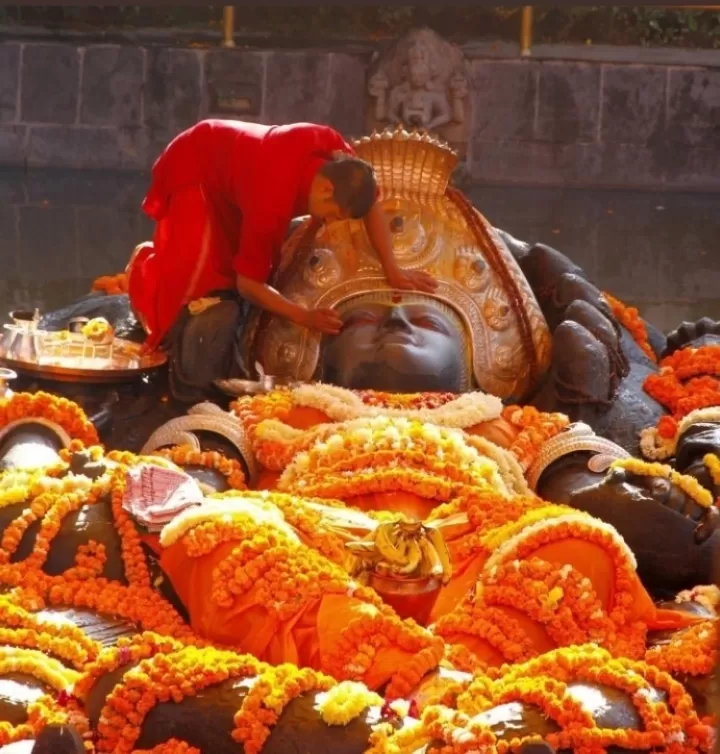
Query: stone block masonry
[[0, 38, 719, 190]]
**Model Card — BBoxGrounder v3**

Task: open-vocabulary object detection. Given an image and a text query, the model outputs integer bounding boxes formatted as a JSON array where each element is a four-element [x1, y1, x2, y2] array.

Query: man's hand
[[387, 268, 439, 294], [296, 307, 343, 335]]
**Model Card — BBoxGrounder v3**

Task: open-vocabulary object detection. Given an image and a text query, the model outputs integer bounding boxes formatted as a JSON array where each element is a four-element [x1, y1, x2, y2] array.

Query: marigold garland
[[81, 317, 113, 342], [603, 291, 657, 363], [0, 392, 98, 447], [369, 645, 711, 754], [0, 646, 87, 748], [645, 620, 717, 678], [91, 273, 128, 296], [611, 458, 714, 509], [0, 593, 99, 669], [152, 445, 247, 490], [233, 664, 336, 754], [641, 345, 720, 459], [501, 405, 570, 473], [96, 645, 268, 753], [277, 415, 514, 502], [316, 680, 383, 726], [132, 741, 200, 754], [0, 458, 196, 643]]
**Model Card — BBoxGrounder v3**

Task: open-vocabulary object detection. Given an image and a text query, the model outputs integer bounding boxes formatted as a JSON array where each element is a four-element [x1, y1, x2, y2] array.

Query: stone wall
[[1, 38, 719, 190]]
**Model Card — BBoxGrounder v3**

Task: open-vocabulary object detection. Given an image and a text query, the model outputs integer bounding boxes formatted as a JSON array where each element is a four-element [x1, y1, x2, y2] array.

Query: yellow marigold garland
[[152, 445, 247, 490], [0, 594, 99, 669], [611, 458, 714, 509], [277, 416, 511, 502], [232, 664, 336, 754], [96, 645, 268, 753], [0, 646, 86, 748], [704, 452, 720, 489], [316, 680, 383, 726], [0, 391, 98, 447], [370, 645, 711, 754]]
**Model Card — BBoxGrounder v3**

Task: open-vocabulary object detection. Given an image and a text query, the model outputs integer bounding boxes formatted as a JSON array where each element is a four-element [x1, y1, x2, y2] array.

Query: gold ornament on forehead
[[244, 127, 551, 400]]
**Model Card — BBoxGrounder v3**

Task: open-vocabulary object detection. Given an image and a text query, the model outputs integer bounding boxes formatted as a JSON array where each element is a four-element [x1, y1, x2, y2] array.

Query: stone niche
[[366, 28, 472, 160]]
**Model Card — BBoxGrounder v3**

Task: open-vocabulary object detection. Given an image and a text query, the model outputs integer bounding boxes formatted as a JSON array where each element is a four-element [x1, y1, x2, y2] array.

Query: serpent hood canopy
[[244, 127, 551, 401]]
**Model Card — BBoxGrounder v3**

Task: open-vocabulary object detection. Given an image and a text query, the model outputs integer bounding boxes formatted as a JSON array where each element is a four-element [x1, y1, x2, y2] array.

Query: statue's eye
[[342, 313, 379, 330], [411, 316, 447, 333]]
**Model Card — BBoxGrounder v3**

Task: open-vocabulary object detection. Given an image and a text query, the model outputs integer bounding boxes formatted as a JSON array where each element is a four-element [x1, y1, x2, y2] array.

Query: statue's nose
[[381, 307, 412, 332]]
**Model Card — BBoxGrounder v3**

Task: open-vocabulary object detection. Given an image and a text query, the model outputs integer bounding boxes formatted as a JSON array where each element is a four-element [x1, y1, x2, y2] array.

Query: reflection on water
[[1, 168, 718, 334]]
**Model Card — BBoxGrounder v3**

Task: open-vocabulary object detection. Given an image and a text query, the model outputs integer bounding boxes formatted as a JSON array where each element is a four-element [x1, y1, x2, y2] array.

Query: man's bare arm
[[235, 275, 341, 334], [363, 201, 438, 294]]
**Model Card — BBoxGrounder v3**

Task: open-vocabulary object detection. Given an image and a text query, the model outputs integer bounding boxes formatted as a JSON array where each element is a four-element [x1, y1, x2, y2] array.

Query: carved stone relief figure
[[367, 28, 471, 159]]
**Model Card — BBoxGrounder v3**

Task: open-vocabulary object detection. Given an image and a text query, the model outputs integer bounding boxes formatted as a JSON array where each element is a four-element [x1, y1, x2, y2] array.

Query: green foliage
[[1, 6, 719, 49]]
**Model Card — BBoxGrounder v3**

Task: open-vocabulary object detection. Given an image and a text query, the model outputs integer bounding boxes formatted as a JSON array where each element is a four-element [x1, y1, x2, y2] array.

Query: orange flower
[[153, 445, 247, 490], [502, 405, 569, 472], [603, 291, 657, 363], [0, 392, 98, 447]]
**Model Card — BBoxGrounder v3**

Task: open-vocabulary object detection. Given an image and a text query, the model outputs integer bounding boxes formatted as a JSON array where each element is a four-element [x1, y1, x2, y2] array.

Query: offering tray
[[0, 334, 167, 384], [213, 376, 299, 397]]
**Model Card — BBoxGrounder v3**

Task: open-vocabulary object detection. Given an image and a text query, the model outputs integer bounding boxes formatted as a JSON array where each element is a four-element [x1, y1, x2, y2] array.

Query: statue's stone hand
[[368, 70, 390, 97], [449, 72, 468, 99], [567, 467, 719, 590], [665, 316, 720, 357]]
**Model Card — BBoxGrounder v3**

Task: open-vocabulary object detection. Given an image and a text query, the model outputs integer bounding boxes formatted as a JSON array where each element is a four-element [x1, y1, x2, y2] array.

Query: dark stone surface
[[264, 51, 331, 123], [0, 42, 19, 123], [596, 143, 665, 187], [144, 47, 201, 146], [0, 125, 26, 167], [600, 65, 666, 145], [472, 60, 537, 142], [665, 147, 720, 191], [26, 125, 148, 170], [327, 52, 367, 137], [535, 62, 601, 144], [204, 49, 264, 119], [18, 204, 79, 282], [470, 140, 601, 187], [80, 45, 143, 127], [21, 43, 80, 124], [76, 206, 142, 279], [667, 68, 720, 149]]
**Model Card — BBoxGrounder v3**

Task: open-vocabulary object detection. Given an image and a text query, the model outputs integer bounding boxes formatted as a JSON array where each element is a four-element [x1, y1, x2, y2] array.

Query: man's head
[[308, 155, 377, 224]]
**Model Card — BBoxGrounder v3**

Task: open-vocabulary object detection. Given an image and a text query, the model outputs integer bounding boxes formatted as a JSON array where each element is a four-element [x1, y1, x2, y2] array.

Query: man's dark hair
[[319, 156, 377, 219]]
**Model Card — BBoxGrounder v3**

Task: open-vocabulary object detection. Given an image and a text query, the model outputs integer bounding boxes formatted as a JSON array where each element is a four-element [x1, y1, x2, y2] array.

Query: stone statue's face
[[321, 302, 466, 393], [408, 45, 431, 87]]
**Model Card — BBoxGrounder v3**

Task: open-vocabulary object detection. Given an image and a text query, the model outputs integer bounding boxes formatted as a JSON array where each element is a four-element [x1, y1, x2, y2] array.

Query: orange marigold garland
[[0, 646, 89, 748], [132, 742, 200, 754], [603, 291, 657, 363], [153, 445, 247, 490], [641, 345, 720, 459], [645, 620, 717, 678], [369, 645, 711, 754], [0, 391, 98, 447], [232, 664, 336, 754], [91, 273, 128, 295], [95, 645, 268, 754], [501, 405, 570, 472]]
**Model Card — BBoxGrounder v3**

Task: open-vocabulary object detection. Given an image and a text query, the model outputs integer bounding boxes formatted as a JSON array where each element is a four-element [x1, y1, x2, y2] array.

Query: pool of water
[[1, 168, 718, 334]]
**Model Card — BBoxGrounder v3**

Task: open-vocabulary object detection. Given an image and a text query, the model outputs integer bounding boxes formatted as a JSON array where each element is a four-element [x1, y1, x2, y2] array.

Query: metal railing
[[220, 5, 719, 56]]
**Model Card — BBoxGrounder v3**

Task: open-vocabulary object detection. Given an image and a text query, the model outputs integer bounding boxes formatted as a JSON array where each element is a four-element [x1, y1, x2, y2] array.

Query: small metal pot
[[367, 572, 442, 626]]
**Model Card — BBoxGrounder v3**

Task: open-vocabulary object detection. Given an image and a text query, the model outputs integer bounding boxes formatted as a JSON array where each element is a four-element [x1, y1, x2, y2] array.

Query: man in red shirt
[[128, 119, 436, 401]]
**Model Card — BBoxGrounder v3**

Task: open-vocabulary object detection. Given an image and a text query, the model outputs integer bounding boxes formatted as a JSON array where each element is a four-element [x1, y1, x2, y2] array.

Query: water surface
[[1, 168, 718, 333]]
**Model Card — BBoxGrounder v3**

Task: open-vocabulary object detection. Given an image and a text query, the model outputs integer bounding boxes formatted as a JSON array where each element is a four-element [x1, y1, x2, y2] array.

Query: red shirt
[[142, 119, 355, 290]]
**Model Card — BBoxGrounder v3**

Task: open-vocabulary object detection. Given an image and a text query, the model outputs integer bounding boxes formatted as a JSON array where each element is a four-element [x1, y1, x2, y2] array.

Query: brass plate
[[0, 338, 167, 383]]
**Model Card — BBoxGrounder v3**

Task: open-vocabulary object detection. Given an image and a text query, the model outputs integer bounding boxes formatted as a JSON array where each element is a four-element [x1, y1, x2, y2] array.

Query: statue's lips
[[374, 333, 416, 347]]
